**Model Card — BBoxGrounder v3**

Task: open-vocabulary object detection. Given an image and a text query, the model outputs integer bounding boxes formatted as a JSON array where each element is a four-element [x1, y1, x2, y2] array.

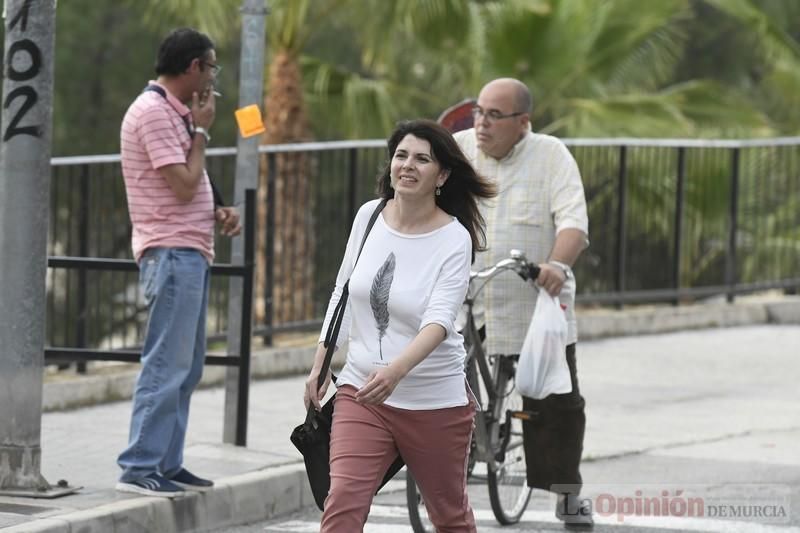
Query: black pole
[[263, 153, 276, 345], [726, 148, 740, 303], [76, 164, 90, 374], [672, 147, 686, 306], [235, 189, 256, 446], [614, 146, 628, 308]]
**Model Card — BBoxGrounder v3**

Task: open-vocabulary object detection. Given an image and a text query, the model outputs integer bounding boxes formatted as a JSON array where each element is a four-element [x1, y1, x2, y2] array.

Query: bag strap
[[306, 199, 387, 424], [143, 85, 225, 208]]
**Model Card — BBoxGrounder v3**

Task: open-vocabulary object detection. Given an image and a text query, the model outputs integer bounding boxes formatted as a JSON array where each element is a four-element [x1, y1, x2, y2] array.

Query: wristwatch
[[548, 260, 573, 280], [194, 127, 211, 143]]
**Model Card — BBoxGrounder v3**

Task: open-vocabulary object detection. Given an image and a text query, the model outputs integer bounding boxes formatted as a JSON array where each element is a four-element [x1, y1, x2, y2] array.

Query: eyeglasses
[[471, 106, 525, 122], [202, 61, 222, 75]]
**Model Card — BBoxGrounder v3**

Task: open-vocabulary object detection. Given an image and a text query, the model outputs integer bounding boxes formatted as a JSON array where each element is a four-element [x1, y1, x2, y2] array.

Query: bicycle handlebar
[[470, 249, 540, 283]]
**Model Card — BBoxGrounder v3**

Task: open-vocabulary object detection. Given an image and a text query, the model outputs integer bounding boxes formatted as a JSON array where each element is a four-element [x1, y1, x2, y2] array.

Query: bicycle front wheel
[[487, 383, 532, 524]]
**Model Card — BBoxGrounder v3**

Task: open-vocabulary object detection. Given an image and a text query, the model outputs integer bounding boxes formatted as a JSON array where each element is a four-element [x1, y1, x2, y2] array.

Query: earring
[[435, 186, 441, 196]]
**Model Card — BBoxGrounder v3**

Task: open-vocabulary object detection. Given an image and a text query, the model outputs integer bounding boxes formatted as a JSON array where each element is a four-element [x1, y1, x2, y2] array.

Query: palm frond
[[126, 0, 241, 42], [546, 80, 774, 137], [702, 0, 800, 62]]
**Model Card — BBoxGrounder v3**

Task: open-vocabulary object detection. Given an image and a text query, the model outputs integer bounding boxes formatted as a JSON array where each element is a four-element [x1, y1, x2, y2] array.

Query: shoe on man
[[116, 473, 184, 498], [167, 468, 214, 490], [555, 493, 594, 529]]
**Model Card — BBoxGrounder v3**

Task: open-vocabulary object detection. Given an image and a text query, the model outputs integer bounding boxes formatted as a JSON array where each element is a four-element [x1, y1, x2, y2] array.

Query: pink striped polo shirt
[[120, 81, 215, 263]]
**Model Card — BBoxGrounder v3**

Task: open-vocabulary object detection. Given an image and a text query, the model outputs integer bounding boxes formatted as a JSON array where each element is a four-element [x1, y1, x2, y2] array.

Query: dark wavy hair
[[376, 119, 496, 261], [155, 28, 214, 76]]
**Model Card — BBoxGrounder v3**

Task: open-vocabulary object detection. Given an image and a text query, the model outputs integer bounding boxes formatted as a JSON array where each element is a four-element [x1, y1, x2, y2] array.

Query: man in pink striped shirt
[[116, 28, 240, 498]]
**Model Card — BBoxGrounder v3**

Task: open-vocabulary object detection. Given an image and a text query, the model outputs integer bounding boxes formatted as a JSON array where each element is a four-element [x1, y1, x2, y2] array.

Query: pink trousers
[[320, 385, 477, 532]]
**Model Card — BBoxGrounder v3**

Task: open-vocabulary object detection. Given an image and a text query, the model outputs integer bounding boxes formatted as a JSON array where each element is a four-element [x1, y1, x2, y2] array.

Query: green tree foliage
[[34, 0, 800, 155], [41, 1, 241, 155], [475, 0, 798, 137]]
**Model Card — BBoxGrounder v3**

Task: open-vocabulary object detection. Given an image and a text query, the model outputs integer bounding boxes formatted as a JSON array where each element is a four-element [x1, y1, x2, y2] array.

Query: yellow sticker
[[234, 104, 266, 138]]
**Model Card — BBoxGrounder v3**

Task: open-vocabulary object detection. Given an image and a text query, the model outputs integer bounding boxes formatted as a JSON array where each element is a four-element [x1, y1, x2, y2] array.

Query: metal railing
[[45, 189, 256, 446], [567, 137, 800, 305], [46, 137, 800, 360]]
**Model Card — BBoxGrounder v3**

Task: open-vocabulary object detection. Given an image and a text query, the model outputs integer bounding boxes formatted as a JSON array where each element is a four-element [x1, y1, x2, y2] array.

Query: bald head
[[473, 78, 531, 159], [481, 78, 531, 115]]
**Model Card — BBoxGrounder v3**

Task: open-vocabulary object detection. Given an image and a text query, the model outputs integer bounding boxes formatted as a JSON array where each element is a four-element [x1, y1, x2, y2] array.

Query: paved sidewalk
[[1, 376, 313, 532], [1, 300, 798, 532]]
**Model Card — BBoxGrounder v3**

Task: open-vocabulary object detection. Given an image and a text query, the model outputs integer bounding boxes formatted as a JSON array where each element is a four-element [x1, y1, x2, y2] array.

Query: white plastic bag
[[516, 292, 571, 399]]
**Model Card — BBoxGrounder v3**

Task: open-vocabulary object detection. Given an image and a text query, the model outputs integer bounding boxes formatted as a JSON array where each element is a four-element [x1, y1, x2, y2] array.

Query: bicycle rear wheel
[[406, 473, 434, 533], [487, 372, 532, 524]]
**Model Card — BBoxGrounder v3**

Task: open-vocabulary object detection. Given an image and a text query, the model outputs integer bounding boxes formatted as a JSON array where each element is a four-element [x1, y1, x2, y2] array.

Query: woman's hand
[[356, 365, 404, 405], [304, 365, 332, 411], [355, 324, 446, 405]]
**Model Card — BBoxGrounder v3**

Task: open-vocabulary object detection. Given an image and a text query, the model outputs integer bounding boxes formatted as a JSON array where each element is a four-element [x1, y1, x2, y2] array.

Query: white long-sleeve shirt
[[319, 199, 472, 410]]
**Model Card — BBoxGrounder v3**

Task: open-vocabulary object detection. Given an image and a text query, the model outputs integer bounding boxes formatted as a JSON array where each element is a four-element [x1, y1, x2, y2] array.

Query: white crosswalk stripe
[[264, 504, 800, 533]]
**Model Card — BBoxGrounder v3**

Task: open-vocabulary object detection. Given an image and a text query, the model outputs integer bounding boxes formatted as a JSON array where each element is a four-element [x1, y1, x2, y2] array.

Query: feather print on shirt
[[370, 252, 395, 360]]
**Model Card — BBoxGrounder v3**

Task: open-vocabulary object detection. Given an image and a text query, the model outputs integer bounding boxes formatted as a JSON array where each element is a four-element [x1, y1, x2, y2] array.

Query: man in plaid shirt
[[455, 78, 592, 528]]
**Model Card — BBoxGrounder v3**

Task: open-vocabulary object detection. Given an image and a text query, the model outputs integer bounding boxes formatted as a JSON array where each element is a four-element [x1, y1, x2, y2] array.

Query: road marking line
[[271, 504, 797, 532]]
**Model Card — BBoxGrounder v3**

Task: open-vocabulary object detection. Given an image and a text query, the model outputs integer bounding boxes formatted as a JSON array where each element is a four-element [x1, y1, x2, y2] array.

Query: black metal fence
[[46, 138, 800, 357], [569, 138, 800, 304], [45, 189, 256, 445]]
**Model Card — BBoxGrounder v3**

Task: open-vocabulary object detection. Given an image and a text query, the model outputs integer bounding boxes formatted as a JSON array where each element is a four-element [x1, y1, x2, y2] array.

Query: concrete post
[[223, 0, 268, 444], [0, 0, 56, 492]]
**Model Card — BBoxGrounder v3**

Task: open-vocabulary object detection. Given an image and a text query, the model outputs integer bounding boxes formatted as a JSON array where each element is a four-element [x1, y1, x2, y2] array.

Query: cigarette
[[212, 91, 222, 98]]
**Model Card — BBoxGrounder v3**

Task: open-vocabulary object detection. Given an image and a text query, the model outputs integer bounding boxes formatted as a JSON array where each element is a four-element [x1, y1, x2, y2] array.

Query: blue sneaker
[[115, 473, 184, 498], [167, 468, 214, 490]]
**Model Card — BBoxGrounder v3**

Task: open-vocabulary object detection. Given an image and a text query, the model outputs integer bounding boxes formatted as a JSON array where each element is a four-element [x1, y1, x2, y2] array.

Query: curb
[[2, 464, 312, 533], [578, 295, 800, 340]]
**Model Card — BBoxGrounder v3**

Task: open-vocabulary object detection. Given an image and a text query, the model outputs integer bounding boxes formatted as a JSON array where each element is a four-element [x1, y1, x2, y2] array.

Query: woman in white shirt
[[305, 119, 496, 532]]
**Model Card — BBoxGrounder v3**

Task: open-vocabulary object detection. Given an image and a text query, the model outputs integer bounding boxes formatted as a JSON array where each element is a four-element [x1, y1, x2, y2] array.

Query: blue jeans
[[118, 248, 210, 482]]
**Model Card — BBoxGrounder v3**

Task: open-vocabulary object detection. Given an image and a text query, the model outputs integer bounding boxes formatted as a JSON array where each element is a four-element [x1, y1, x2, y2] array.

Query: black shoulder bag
[[290, 198, 404, 511]]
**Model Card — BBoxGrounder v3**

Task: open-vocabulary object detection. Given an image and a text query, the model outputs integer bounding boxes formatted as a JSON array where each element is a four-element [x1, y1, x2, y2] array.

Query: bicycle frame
[[462, 251, 539, 472], [464, 312, 508, 472]]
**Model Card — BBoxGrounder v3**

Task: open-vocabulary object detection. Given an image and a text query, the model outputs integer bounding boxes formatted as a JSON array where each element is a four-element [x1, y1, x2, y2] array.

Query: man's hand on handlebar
[[534, 263, 567, 296]]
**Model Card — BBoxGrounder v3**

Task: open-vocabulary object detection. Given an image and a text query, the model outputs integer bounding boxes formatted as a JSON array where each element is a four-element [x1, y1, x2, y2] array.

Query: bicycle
[[406, 249, 540, 532]]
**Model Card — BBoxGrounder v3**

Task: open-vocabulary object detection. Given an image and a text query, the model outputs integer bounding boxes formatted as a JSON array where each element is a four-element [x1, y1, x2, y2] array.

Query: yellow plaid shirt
[[454, 128, 589, 354]]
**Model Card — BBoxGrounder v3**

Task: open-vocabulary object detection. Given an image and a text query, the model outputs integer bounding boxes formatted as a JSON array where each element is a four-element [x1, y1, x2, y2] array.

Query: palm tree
[[129, 0, 800, 312], [255, 1, 324, 327], [132, 0, 800, 141]]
